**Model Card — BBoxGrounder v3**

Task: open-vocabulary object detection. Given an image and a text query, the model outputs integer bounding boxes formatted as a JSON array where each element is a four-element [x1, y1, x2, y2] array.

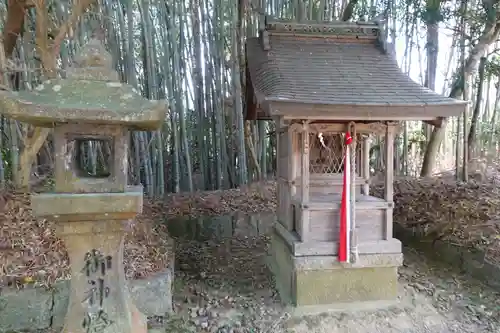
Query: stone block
[[266, 226, 295, 305], [294, 266, 398, 305], [129, 267, 174, 316], [51, 280, 70, 330], [268, 227, 401, 307], [50, 271, 174, 330], [0, 286, 53, 332], [31, 186, 143, 221], [394, 223, 500, 292], [0, 267, 174, 333]]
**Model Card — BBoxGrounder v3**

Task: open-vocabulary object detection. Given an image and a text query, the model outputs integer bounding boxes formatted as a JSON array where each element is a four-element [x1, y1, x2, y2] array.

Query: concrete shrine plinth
[[268, 224, 402, 306], [32, 188, 147, 333]]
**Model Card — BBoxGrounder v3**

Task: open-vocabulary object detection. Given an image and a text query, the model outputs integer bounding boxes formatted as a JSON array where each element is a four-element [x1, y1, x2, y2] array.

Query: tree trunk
[[341, 0, 360, 21], [488, 79, 500, 151], [467, 56, 487, 160], [420, 16, 500, 177], [422, 0, 441, 142], [244, 120, 261, 180], [4, 0, 33, 59], [5, 0, 96, 190]]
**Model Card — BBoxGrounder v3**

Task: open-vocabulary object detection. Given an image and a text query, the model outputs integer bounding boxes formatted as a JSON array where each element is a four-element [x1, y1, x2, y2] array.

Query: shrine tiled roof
[[246, 18, 466, 121]]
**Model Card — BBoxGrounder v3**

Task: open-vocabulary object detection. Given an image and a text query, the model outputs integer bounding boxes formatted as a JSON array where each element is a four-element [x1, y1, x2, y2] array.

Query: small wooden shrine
[[245, 17, 467, 307]]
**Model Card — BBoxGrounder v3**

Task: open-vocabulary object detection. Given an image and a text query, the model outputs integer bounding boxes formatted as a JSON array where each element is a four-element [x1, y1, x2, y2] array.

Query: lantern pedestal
[[31, 188, 147, 333]]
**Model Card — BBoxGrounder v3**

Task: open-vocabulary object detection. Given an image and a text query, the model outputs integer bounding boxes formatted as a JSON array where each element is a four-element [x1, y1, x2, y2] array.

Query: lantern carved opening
[[54, 123, 128, 193]]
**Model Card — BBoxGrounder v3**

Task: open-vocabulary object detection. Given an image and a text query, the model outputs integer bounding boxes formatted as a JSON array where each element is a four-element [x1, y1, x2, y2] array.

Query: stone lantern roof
[[0, 38, 166, 130]]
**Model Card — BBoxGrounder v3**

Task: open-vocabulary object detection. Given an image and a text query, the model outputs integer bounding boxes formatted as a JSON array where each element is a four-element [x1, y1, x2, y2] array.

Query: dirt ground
[[156, 216, 500, 333], [31, 215, 500, 333], [15, 173, 500, 333]]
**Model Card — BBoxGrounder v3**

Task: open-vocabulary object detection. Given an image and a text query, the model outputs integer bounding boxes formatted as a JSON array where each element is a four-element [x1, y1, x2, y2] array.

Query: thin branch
[[51, 0, 98, 56], [33, 0, 55, 78], [3, 0, 34, 59]]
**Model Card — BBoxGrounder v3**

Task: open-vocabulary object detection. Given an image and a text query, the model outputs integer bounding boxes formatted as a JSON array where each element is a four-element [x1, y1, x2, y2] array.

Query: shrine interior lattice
[[308, 133, 362, 174]]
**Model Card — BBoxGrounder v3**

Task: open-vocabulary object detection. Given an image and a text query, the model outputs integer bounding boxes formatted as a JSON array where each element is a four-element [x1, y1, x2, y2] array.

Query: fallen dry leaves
[[0, 191, 69, 288], [157, 180, 277, 220], [7, 172, 500, 289], [0, 181, 276, 289], [0, 190, 172, 289], [373, 173, 500, 263]]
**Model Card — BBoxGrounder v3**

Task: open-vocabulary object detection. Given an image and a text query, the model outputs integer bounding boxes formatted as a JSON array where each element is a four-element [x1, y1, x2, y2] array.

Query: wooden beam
[[384, 124, 395, 240], [362, 137, 371, 195], [273, 102, 463, 125], [288, 122, 387, 135], [276, 117, 284, 228], [289, 129, 298, 207], [294, 198, 392, 210], [300, 122, 310, 241], [274, 222, 402, 257]]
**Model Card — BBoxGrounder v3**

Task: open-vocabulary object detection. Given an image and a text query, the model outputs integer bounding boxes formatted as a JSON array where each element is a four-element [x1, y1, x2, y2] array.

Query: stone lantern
[[0, 38, 166, 333]]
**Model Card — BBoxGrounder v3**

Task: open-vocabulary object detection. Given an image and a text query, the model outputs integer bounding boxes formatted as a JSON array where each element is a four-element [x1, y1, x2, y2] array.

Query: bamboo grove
[[1, 0, 500, 196]]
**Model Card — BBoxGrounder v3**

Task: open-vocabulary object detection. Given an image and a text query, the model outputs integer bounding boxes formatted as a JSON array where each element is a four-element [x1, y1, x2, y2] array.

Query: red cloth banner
[[338, 131, 352, 262]]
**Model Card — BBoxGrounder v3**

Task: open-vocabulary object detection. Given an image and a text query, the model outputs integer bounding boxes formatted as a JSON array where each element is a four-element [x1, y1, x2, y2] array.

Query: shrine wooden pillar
[[362, 136, 371, 195], [384, 124, 396, 240]]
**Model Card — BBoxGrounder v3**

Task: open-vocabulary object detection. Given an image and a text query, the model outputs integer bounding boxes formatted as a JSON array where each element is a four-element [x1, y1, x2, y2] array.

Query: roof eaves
[[271, 100, 466, 123], [265, 96, 469, 107]]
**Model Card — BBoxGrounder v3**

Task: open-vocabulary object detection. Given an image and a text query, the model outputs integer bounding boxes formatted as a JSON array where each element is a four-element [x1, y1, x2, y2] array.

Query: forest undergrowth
[[2, 172, 500, 288], [4, 175, 500, 332]]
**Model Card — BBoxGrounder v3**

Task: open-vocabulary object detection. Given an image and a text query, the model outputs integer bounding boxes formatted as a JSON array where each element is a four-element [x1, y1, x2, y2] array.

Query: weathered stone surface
[[30, 188, 143, 221], [294, 266, 398, 305], [53, 123, 129, 193], [0, 269, 174, 333], [266, 227, 294, 305], [129, 267, 174, 316], [58, 228, 139, 333], [51, 280, 71, 330], [0, 38, 166, 131], [29, 189, 151, 333], [268, 227, 400, 306], [0, 35, 165, 333], [394, 224, 500, 292], [0, 286, 54, 332], [168, 215, 236, 241]]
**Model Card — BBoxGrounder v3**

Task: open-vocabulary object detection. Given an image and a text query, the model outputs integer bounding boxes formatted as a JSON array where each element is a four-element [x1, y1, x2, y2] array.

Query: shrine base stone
[[267, 228, 402, 307]]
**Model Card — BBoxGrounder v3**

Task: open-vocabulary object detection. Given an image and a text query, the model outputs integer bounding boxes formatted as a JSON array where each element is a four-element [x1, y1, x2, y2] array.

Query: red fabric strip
[[338, 131, 352, 262]]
